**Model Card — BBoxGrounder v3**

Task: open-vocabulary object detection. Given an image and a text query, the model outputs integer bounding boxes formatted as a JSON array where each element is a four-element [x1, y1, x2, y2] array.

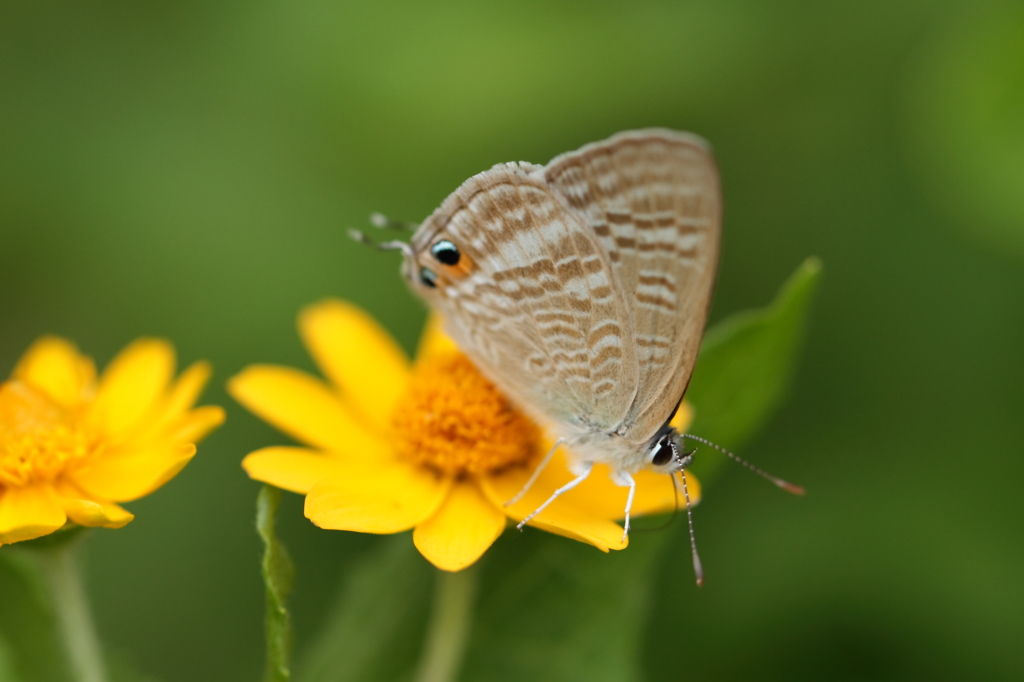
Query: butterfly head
[[349, 214, 473, 295], [400, 235, 477, 296], [646, 425, 690, 474]]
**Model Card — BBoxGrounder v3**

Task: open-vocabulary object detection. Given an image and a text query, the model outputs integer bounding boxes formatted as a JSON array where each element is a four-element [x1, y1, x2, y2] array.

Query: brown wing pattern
[[410, 163, 639, 434], [543, 130, 721, 442], [407, 129, 720, 447]]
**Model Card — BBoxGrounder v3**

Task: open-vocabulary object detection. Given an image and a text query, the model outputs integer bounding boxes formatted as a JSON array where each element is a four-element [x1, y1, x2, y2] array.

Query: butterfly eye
[[419, 267, 439, 288], [650, 435, 677, 467], [430, 240, 461, 266]]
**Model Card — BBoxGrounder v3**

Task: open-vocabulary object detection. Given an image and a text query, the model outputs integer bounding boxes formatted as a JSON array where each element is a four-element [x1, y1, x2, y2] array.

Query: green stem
[[413, 564, 480, 682], [34, 541, 108, 682]]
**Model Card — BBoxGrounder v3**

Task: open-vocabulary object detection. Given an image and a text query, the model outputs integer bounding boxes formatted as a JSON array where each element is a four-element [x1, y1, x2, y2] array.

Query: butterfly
[[353, 129, 801, 583]]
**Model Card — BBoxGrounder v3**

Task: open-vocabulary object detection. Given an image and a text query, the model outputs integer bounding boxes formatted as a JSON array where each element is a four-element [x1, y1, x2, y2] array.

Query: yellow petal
[[55, 482, 134, 529], [12, 336, 95, 409], [305, 462, 451, 534], [73, 442, 195, 502], [63, 499, 134, 529], [670, 401, 695, 433], [416, 314, 460, 360], [481, 464, 627, 552], [90, 338, 175, 438], [161, 361, 211, 416], [564, 466, 700, 520], [229, 365, 389, 457], [298, 299, 410, 434], [131, 361, 212, 443], [0, 485, 67, 543], [242, 446, 348, 494], [413, 480, 506, 572], [167, 405, 225, 444]]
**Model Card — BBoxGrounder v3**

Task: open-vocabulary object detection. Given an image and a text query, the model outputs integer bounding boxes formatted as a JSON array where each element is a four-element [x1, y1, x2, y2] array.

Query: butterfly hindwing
[[543, 130, 721, 442]]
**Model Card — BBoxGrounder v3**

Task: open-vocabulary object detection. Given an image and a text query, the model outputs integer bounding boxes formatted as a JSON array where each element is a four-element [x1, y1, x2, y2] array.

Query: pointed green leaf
[[257, 485, 295, 682], [687, 257, 822, 466]]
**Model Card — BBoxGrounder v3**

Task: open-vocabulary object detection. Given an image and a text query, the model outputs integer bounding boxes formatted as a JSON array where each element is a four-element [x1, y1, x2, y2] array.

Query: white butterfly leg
[[610, 470, 636, 542], [504, 438, 564, 507], [515, 461, 593, 530]]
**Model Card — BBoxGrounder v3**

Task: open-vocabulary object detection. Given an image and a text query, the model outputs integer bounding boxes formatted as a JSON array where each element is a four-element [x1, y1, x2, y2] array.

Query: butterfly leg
[[504, 438, 564, 507], [610, 470, 637, 542], [515, 461, 593, 530]]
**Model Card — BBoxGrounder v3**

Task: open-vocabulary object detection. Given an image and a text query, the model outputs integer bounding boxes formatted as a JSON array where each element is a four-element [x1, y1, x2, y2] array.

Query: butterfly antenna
[[347, 228, 414, 259], [370, 212, 418, 231], [681, 434, 805, 496], [673, 461, 704, 587]]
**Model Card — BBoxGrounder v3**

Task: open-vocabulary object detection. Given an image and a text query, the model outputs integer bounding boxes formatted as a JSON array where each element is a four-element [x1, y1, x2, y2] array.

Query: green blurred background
[[2, 1, 1023, 680]]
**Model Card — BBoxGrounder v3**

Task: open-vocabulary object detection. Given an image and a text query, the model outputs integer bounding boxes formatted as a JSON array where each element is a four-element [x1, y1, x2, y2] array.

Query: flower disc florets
[[391, 353, 540, 476], [0, 381, 96, 487]]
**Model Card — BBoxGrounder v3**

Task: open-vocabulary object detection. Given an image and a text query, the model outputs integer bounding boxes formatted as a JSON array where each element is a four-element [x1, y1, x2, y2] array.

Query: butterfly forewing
[[411, 163, 640, 435], [408, 129, 720, 465]]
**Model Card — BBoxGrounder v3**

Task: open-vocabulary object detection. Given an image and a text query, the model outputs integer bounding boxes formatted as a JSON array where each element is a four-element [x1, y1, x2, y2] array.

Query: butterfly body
[[402, 129, 721, 478]]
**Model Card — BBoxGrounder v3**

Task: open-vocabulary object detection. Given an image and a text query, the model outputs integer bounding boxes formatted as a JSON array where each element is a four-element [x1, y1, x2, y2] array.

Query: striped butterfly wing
[[542, 130, 721, 443], [406, 129, 720, 452], [408, 161, 640, 436]]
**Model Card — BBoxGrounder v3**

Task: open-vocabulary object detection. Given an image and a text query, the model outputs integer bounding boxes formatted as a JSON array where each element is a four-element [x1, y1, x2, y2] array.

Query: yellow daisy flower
[[230, 300, 699, 572], [0, 336, 225, 546]]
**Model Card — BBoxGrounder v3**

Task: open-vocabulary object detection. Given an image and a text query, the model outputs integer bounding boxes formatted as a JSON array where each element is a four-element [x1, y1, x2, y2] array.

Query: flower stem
[[413, 564, 480, 682], [34, 541, 108, 682]]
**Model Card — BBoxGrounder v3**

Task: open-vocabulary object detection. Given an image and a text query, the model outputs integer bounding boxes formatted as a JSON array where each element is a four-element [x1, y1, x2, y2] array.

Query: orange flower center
[[0, 381, 98, 487], [391, 352, 541, 476]]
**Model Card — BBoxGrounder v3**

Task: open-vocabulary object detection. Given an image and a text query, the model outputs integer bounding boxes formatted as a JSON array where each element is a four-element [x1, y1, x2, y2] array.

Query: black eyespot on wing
[[430, 240, 460, 266], [420, 267, 439, 288]]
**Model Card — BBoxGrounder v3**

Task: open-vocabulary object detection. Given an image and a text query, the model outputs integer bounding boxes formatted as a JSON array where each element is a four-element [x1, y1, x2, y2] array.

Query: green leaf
[[106, 654, 162, 682], [296, 534, 433, 682], [298, 532, 670, 682], [0, 633, 22, 682], [462, 528, 670, 682], [686, 257, 822, 472], [258, 485, 295, 682], [296, 532, 670, 682], [0, 549, 71, 682]]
